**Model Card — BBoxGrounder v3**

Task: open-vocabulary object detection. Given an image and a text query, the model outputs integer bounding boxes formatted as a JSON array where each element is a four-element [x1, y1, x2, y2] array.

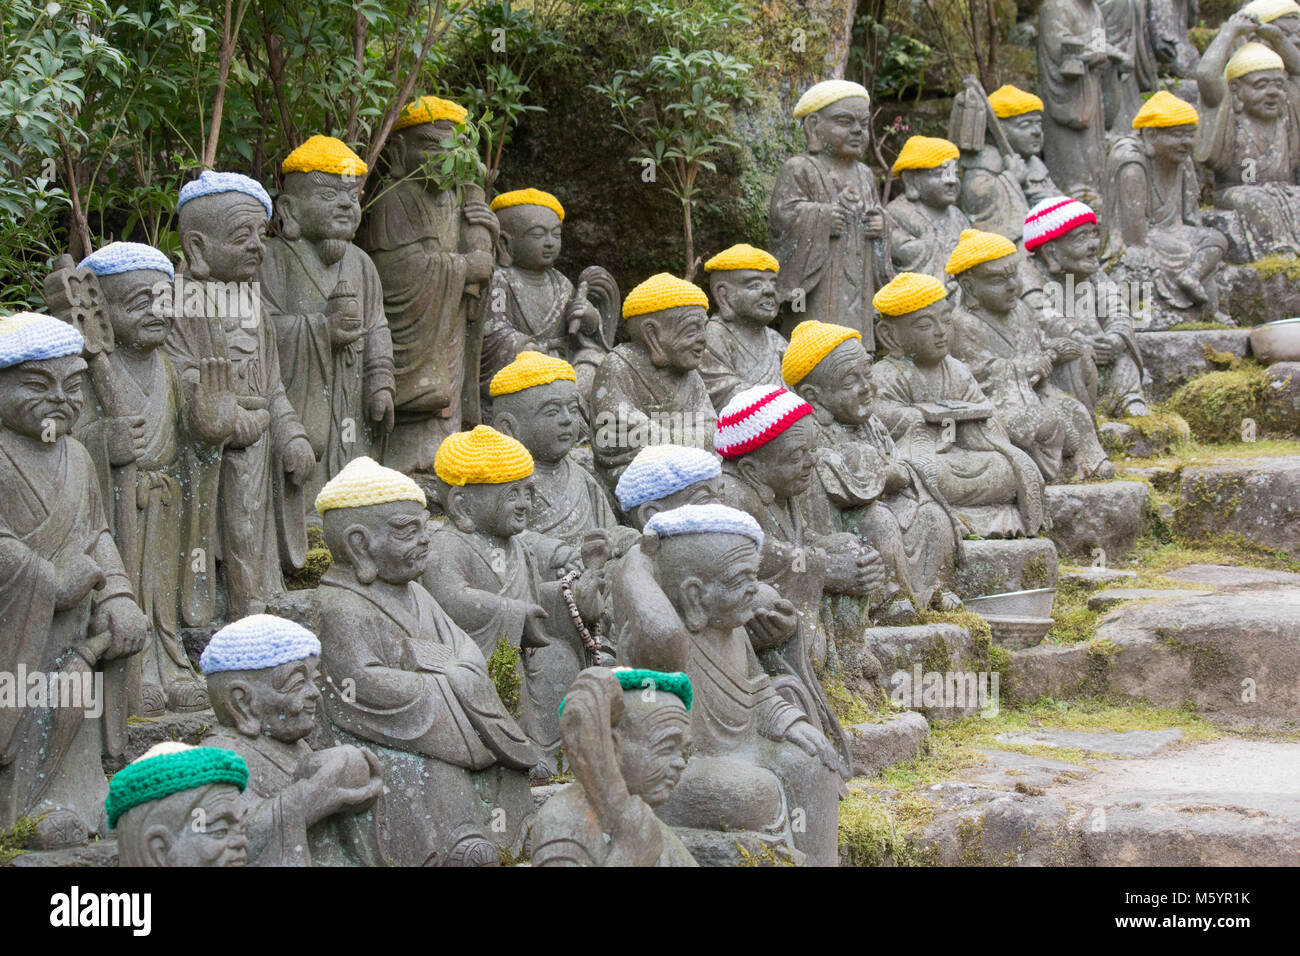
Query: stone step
[[863, 623, 986, 721], [1175, 456, 1300, 557], [955, 538, 1058, 598], [847, 711, 930, 777], [1045, 481, 1148, 564], [1137, 329, 1252, 402], [1086, 587, 1211, 612]]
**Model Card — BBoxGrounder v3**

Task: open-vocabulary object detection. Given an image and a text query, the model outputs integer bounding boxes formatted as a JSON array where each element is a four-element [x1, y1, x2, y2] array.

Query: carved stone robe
[[530, 784, 697, 866], [1037, 0, 1109, 200], [960, 146, 1059, 244], [698, 318, 787, 411], [886, 195, 970, 283]]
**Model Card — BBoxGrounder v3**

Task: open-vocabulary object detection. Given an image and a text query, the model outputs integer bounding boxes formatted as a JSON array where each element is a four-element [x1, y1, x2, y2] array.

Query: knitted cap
[[106, 743, 248, 828], [872, 272, 948, 316], [1023, 196, 1098, 251], [199, 614, 321, 675], [1226, 41, 1285, 80], [434, 425, 534, 486], [393, 95, 469, 131], [490, 188, 565, 221], [1132, 90, 1198, 129], [489, 350, 577, 397], [946, 228, 1018, 275], [644, 502, 764, 548], [0, 311, 85, 368], [178, 170, 273, 219], [281, 135, 368, 177], [615, 444, 721, 510], [792, 79, 871, 118], [622, 273, 709, 319], [703, 243, 779, 273], [315, 455, 427, 515], [715, 384, 814, 458], [782, 320, 861, 386], [987, 85, 1044, 119], [558, 667, 694, 716], [80, 242, 175, 280], [892, 136, 960, 174], [1242, 0, 1300, 23]]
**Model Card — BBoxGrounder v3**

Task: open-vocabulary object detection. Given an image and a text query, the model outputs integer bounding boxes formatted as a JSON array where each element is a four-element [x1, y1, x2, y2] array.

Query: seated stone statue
[[871, 274, 1048, 538], [200, 614, 384, 866], [697, 244, 787, 409], [315, 456, 539, 865], [0, 311, 148, 849], [783, 320, 963, 615], [614, 443, 724, 529], [1024, 197, 1150, 417], [107, 742, 249, 867], [887, 136, 970, 283], [590, 274, 716, 485], [947, 229, 1113, 482], [530, 667, 696, 867]]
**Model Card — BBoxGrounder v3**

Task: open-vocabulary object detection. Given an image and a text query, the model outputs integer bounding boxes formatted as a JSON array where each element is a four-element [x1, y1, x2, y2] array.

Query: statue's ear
[[275, 194, 300, 241], [875, 317, 900, 355], [225, 682, 261, 737], [181, 232, 211, 281], [802, 115, 823, 154], [1036, 240, 1062, 274], [145, 827, 174, 867], [641, 319, 669, 367], [497, 231, 513, 268], [446, 488, 476, 533], [678, 576, 708, 632], [342, 524, 377, 585], [493, 411, 519, 439], [901, 170, 920, 200], [795, 380, 821, 408], [635, 501, 661, 529], [712, 280, 733, 316]]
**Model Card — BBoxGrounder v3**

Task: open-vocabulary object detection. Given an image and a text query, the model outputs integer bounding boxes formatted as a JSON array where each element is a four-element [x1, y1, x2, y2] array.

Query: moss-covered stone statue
[[886, 136, 970, 284], [697, 244, 787, 410]]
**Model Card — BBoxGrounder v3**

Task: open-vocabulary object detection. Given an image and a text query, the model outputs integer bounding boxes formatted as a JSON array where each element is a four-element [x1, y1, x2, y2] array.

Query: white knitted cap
[[199, 614, 321, 675], [0, 311, 85, 368], [615, 444, 721, 510], [644, 503, 764, 548]]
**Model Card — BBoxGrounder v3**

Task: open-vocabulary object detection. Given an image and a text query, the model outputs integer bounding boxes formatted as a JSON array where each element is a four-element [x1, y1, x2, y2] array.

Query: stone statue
[[769, 80, 889, 348], [314, 457, 539, 864], [870, 274, 1049, 538], [200, 614, 384, 866], [1148, 0, 1201, 77], [1100, 0, 1156, 132], [783, 320, 964, 615], [359, 97, 498, 471], [614, 444, 724, 529], [0, 311, 148, 849], [697, 244, 787, 409], [261, 135, 395, 495], [886, 136, 970, 284], [530, 667, 697, 866], [169, 170, 318, 622]]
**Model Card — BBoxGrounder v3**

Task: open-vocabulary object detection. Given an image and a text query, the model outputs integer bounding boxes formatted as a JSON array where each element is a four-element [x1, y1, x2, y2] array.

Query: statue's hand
[[193, 357, 238, 443], [883, 462, 911, 494], [549, 544, 582, 578], [1089, 333, 1116, 364], [1229, 11, 1261, 35], [461, 199, 499, 237], [465, 249, 495, 284], [94, 594, 148, 659], [570, 569, 605, 623], [283, 435, 317, 487], [326, 299, 364, 348], [1049, 337, 1083, 363], [55, 554, 106, 612], [828, 202, 848, 238], [861, 206, 885, 239], [299, 746, 384, 821], [785, 720, 841, 774], [228, 407, 271, 448], [105, 414, 147, 467], [748, 597, 798, 649], [521, 603, 551, 649], [367, 389, 395, 433]]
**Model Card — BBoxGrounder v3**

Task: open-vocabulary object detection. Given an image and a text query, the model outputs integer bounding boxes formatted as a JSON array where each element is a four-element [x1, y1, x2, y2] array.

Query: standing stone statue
[[697, 244, 787, 409], [200, 614, 384, 866], [315, 457, 539, 864], [530, 667, 696, 867], [0, 311, 148, 849], [1148, 0, 1201, 77], [1100, 0, 1156, 132], [262, 135, 395, 495], [107, 743, 249, 867], [769, 80, 889, 348], [886, 136, 970, 284]]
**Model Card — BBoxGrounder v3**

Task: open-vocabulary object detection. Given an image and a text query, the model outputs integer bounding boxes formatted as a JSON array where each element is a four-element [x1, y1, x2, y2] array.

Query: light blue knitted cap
[[199, 614, 321, 675], [615, 444, 721, 510], [0, 311, 85, 369], [177, 170, 273, 219], [644, 503, 764, 548], [79, 241, 175, 280]]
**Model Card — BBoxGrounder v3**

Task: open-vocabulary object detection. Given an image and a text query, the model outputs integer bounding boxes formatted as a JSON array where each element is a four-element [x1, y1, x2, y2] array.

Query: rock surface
[[864, 623, 987, 720], [1163, 563, 1300, 588], [955, 538, 1059, 598], [994, 728, 1183, 756], [1059, 565, 1138, 585], [1262, 361, 1300, 434], [1175, 456, 1300, 555], [848, 711, 930, 777], [1045, 481, 1149, 563], [1136, 329, 1252, 401], [1086, 587, 1210, 611]]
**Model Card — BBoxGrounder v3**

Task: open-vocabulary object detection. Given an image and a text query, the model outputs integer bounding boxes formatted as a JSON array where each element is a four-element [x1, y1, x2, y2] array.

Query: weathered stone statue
[[697, 244, 787, 409], [314, 457, 539, 864], [200, 614, 384, 866], [590, 274, 716, 484], [783, 320, 964, 614], [871, 274, 1048, 538], [1100, 0, 1156, 132], [360, 97, 498, 473], [886, 136, 970, 283], [0, 311, 147, 848], [1149, 0, 1201, 77], [107, 742, 249, 867], [769, 79, 889, 348], [1024, 197, 1150, 417], [170, 170, 318, 622], [262, 135, 395, 494], [530, 667, 697, 866]]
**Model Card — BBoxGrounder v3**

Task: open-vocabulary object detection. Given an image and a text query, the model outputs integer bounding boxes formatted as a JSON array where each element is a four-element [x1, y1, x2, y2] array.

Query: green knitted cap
[[558, 668, 693, 716], [106, 743, 248, 828]]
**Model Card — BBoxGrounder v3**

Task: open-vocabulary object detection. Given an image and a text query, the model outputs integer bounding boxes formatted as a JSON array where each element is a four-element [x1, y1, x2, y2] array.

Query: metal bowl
[[982, 615, 1054, 650], [963, 587, 1056, 618], [1249, 317, 1300, 365]]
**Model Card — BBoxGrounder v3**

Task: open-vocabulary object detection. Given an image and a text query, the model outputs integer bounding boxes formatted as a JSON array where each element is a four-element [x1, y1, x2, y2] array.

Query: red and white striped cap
[[714, 385, 814, 459], [1023, 196, 1097, 251]]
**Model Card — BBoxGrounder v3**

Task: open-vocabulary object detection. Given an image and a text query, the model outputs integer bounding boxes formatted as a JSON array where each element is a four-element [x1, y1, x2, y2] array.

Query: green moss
[[0, 815, 39, 865], [1169, 364, 1270, 443], [285, 547, 332, 590], [487, 639, 522, 717], [823, 673, 880, 726], [1168, 320, 1233, 332], [735, 841, 799, 867], [1248, 253, 1300, 282], [837, 784, 936, 866], [1020, 554, 1052, 590]]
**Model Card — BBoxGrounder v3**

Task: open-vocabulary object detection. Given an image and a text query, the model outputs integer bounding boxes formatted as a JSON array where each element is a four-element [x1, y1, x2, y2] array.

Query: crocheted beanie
[[489, 350, 577, 397], [872, 272, 948, 316], [703, 243, 779, 273], [435, 425, 534, 486], [1023, 197, 1097, 251], [490, 188, 565, 221], [644, 502, 765, 547], [1242, 0, 1300, 23], [792, 79, 871, 118], [946, 228, 1018, 275], [315, 455, 427, 515], [987, 85, 1044, 119], [106, 742, 248, 828], [394, 95, 469, 130], [1226, 42, 1285, 80], [614, 444, 721, 510], [199, 614, 321, 675], [782, 320, 861, 386], [281, 135, 368, 177], [0, 311, 84, 369], [715, 384, 814, 459], [1132, 91, 1198, 129], [178, 170, 273, 219], [892, 136, 960, 174], [80, 242, 175, 280], [622, 273, 709, 319]]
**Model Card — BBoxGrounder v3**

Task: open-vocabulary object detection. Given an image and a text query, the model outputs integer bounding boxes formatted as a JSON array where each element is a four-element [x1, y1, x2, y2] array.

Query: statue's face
[[501, 205, 562, 271], [366, 499, 433, 584], [698, 537, 761, 630], [906, 160, 960, 209], [0, 354, 87, 440], [402, 119, 460, 168], [1001, 112, 1043, 157], [285, 171, 363, 241], [810, 96, 871, 159], [631, 475, 722, 529], [1145, 123, 1196, 164], [753, 415, 818, 499], [647, 307, 708, 372], [1233, 69, 1287, 120], [962, 255, 1022, 315], [160, 785, 248, 867], [241, 657, 323, 743], [1275, 13, 1300, 42], [99, 269, 172, 350], [713, 269, 779, 325], [463, 478, 534, 538], [812, 339, 875, 426], [615, 696, 690, 807], [1044, 223, 1100, 276], [501, 380, 581, 463], [889, 300, 952, 367], [192, 196, 268, 282]]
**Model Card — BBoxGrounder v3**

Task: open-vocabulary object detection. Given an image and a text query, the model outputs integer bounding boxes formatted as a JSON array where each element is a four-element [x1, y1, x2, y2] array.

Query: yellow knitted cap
[[872, 272, 948, 316], [946, 228, 1017, 275], [703, 244, 779, 273], [891, 136, 961, 174], [1132, 90, 1198, 129], [622, 273, 709, 319], [393, 95, 469, 131], [281, 136, 368, 177], [1226, 41, 1285, 80], [1242, 0, 1300, 23], [987, 85, 1044, 119], [489, 350, 578, 397], [782, 320, 862, 386], [315, 456, 426, 516], [792, 80, 871, 118], [434, 425, 534, 486], [490, 188, 565, 222]]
